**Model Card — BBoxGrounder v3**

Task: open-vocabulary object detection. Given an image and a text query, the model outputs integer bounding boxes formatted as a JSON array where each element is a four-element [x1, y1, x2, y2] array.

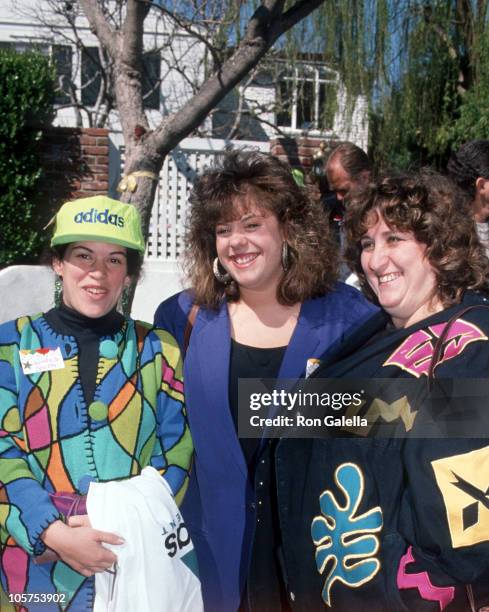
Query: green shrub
[[0, 49, 55, 267]]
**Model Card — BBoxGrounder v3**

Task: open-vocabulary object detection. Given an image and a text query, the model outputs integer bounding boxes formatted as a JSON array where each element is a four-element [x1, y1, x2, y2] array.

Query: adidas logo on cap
[[74, 208, 125, 228]]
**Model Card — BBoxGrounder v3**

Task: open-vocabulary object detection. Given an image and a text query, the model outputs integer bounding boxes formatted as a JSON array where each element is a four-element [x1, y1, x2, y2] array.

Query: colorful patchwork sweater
[[0, 313, 192, 610]]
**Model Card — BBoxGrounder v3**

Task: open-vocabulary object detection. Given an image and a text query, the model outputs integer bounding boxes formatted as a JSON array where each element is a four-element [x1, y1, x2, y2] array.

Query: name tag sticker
[[20, 347, 65, 375]]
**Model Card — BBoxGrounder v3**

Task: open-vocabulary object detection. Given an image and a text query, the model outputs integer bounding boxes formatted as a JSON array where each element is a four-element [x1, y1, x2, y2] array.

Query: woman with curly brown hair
[[277, 171, 489, 611], [154, 149, 376, 612], [345, 170, 488, 312]]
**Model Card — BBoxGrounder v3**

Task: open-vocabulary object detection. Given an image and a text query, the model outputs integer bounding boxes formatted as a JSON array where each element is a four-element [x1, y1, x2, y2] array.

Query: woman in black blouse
[[155, 149, 376, 611]]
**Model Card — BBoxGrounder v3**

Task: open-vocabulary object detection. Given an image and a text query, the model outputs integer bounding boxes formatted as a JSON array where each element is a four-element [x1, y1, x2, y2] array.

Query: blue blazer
[[154, 284, 376, 611]]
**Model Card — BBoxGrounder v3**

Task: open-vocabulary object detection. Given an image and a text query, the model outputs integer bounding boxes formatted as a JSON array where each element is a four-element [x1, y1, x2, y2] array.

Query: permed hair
[[344, 171, 489, 306], [447, 140, 489, 200], [326, 142, 372, 179], [184, 149, 339, 308]]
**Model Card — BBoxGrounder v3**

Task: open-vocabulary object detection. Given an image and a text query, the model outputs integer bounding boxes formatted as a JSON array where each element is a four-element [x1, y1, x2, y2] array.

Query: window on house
[[81, 46, 104, 107], [0, 41, 72, 105], [277, 79, 293, 127], [276, 64, 338, 132], [52, 45, 72, 104], [81, 47, 160, 110], [142, 51, 160, 110]]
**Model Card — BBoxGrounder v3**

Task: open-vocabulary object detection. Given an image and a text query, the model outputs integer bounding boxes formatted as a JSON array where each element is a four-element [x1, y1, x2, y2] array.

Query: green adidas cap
[[50, 195, 145, 253]]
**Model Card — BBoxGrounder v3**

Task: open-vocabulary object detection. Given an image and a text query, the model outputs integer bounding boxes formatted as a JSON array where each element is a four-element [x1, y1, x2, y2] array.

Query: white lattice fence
[[111, 135, 269, 261]]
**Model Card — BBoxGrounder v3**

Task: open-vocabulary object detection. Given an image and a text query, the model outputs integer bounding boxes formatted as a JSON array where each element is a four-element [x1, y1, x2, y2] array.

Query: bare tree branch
[[122, 0, 149, 64], [79, 0, 119, 56], [279, 0, 327, 34], [22, 0, 329, 248], [227, 70, 256, 139], [138, 0, 224, 70], [149, 0, 327, 153]]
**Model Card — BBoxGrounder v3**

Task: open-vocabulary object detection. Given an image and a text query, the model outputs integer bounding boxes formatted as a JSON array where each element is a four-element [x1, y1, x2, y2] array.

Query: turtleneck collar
[[45, 301, 125, 337]]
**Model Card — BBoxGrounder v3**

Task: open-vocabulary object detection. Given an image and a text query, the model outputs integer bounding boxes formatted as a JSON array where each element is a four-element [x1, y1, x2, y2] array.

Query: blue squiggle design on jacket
[[311, 462, 383, 607]]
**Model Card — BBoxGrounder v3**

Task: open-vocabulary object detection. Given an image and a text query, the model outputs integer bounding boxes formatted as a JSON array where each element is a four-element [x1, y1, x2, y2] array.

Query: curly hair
[[447, 140, 489, 200], [344, 171, 489, 307], [184, 149, 339, 308]]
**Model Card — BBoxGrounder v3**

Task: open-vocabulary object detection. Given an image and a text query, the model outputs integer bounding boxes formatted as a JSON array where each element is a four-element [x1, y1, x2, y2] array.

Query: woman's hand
[[68, 514, 92, 528], [41, 519, 124, 577]]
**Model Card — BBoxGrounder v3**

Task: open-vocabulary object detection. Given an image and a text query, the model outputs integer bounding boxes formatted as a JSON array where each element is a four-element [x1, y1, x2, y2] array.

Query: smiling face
[[360, 212, 443, 328], [215, 199, 285, 295], [52, 241, 130, 318]]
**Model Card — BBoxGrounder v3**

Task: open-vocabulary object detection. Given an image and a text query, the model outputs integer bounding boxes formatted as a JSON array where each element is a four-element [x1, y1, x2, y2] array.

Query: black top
[[228, 338, 289, 612], [228, 338, 286, 470], [44, 302, 125, 405]]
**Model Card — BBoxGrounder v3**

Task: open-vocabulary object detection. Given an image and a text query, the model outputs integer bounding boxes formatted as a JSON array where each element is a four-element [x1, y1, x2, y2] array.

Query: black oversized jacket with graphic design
[[276, 291, 489, 611]]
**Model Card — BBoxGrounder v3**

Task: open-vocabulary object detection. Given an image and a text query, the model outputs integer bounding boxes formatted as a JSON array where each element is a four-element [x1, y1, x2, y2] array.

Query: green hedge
[[0, 49, 55, 267]]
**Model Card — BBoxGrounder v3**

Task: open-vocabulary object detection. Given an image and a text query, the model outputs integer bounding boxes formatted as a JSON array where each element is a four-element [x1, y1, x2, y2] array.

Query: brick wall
[[270, 136, 343, 196], [39, 127, 109, 206], [270, 137, 331, 172]]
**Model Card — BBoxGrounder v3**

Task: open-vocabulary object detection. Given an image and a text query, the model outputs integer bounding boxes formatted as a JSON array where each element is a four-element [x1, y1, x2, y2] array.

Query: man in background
[[323, 142, 371, 282], [448, 139, 489, 258], [325, 142, 372, 202]]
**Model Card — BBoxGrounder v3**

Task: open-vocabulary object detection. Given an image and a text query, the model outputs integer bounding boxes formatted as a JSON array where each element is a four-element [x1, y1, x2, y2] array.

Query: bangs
[[210, 185, 275, 225], [357, 198, 419, 239]]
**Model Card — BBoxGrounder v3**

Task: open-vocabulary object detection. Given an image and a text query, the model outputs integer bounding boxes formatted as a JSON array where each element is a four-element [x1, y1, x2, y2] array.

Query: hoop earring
[[213, 257, 231, 284], [281, 241, 289, 272], [54, 275, 62, 307]]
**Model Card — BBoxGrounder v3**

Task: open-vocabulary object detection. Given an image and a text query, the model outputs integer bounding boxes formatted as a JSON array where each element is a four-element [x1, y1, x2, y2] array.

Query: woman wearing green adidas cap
[[0, 195, 194, 609]]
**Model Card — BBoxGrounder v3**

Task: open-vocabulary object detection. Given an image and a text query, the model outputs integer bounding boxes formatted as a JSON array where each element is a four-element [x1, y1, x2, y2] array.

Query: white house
[[0, 0, 368, 322], [1, 0, 368, 148]]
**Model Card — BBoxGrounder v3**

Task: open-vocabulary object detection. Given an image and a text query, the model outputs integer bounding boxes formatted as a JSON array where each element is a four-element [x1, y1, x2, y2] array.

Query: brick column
[[40, 127, 109, 204], [78, 128, 109, 196], [270, 136, 341, 200], [270, 137, 336, 176]]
